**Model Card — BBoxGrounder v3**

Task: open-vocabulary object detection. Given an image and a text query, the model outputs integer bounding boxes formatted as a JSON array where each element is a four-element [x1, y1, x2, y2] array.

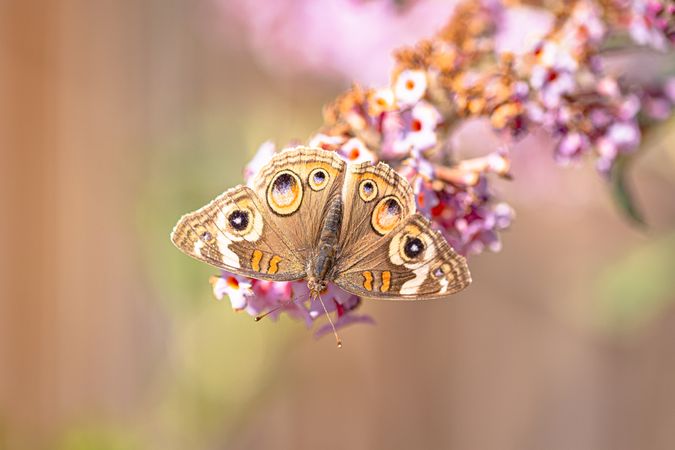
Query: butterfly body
[[307, 195, 343, 295], [171, 146, 471, 302]]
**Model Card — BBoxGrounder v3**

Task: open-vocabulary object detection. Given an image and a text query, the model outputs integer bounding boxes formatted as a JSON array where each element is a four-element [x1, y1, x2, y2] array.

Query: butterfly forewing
[[336, 161, 416, 266], [252, 147, 346, 261], [170, 185, 306, 281]]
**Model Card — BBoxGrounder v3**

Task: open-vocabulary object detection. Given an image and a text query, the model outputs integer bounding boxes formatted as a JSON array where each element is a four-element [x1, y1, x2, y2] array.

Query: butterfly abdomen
[[308, 197, 343, 291]]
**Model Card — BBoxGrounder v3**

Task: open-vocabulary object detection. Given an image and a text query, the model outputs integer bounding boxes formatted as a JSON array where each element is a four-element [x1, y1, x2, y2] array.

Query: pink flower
[[394, 70, 428, 107], [368, 87, 397, 115], [411, 176, 440, 216], [338, 138, 377, 164], [628, 0, 671, 50], [555, 132, 590, 165], [308, 133, 345, 151], [391, 101, 442, 153], [380, 111, 410, 159], [210, 273, 254, 311], [530, 66, 576, 109], [208, 271, 374, 337]]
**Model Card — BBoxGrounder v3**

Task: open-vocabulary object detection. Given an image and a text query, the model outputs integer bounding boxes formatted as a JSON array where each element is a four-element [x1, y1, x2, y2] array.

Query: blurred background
[[1, 1, 675, 449]]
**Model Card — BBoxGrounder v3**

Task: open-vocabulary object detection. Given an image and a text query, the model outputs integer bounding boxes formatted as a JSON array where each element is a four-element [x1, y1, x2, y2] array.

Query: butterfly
[[171, 146, 471, 341]]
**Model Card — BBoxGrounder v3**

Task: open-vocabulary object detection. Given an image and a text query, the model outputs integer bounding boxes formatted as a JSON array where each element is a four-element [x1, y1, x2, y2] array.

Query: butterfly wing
[[336, 160, 416, 265], [171, 146, 347, 281], [171, 185, 306, 280], [334, 214, 471, 300], [251, 146, 346, 260]]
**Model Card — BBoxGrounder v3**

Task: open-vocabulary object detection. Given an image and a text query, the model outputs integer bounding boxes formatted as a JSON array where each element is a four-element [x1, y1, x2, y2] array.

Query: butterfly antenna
[[254, 294, 308, 322], [317, 293, 342, 348]]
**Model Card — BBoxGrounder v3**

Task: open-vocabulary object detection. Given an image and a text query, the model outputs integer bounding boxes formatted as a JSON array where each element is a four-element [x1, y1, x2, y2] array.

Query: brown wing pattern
[[334, 214, 471, 300], [336, 160, 416, 267], [170, 185, 306, 281], [171, 147, 471, 298], [252, 147, 346, 260]]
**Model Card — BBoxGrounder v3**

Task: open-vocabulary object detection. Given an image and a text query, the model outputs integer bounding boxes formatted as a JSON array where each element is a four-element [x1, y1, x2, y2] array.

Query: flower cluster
[[211, 0, 674, 338], [210, 272, 374, 339]]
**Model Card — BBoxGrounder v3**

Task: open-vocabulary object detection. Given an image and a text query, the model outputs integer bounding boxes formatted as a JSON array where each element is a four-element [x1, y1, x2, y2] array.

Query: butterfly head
[[307, 277, 328, 298]]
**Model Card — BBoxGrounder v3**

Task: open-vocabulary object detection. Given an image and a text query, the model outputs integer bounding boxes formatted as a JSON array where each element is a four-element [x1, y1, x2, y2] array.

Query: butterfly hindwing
[[334, 214, 471, 300]]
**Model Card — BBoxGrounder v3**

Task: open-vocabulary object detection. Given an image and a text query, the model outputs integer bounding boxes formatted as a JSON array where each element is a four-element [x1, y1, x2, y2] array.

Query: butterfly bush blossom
[[212, 0, 675, 337]]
